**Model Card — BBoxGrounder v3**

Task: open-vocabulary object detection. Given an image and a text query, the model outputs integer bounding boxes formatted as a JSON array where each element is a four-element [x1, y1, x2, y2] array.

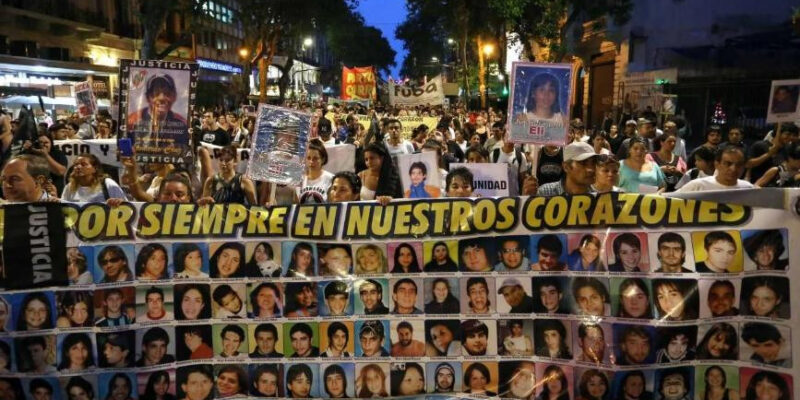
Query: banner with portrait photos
[[117, 59, 199, 164], [1, 192, 800, 400]]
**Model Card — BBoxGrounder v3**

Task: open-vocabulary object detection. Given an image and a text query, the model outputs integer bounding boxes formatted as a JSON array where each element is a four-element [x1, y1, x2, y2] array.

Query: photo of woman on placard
[[577, 369, 610, 400], [140, 370, 177, 400], [744, 370, 790, 400], [15, 292, 54, 331], [58, 333, 95, 372], [464, 363, 497, 397], [245, 242, 282, 277], [174, 284, 211, 321], [568, 234, 605, 272], [424, 278, 460, 314], [740, 276, 790, 319], [616, 278, 653, 319], [56, 291, 93, 328], [696, 323, 738, 361], [136, 243, 170, 280], [701, 366, 739, 400], [249, 282, 283, 318], [210, 242, 245, 279], [424, 241, 458, 272], [103, 373, 135, 400], [356, 363, 389, 398], [214, 365, 248, 398], [285, 242, 317, 278], [521, 72, 567, 128], [355, 244, 388, 275], [173, 243, 208, 279], [608, 233, 646, 273], [392, 243, 422, 274], [391, 362, 426, 396], [652, 279, 698, 321], [97, 245, 133, 283], [536, 365, 570, 400]]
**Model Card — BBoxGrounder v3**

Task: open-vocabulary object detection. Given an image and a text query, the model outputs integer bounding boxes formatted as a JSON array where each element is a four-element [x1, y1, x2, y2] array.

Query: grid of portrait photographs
[[0, 228, 793, 400]]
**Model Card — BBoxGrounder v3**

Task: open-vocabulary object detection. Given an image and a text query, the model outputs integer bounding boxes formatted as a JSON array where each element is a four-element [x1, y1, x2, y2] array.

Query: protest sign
[[73, 81, 97, 118], [246, 104, 311, 185], [389, 75, 445, 106], [396, 152, 442, 198], [508, 62, 573, 145], [118, 59, 198, 164], [2, 192, 800, 400], [450, 162, 511, 197], [341, 66, 376, 100], [766, 79, 800, 123], [201, 142, 355, 175], [324, 114, 439, 140]]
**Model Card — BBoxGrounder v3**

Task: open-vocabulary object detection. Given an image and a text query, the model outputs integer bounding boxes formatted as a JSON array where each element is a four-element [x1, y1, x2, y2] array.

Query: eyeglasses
[[101, 256, 122, 265]]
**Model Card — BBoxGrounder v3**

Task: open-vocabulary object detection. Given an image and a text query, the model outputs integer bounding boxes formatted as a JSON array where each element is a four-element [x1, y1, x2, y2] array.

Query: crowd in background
[[0, 99, 797, 205]]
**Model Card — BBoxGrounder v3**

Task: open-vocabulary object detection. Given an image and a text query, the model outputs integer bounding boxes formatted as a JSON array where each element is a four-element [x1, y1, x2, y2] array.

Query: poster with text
[[118, 59, 198, 164], [508, 62, 573, 145]]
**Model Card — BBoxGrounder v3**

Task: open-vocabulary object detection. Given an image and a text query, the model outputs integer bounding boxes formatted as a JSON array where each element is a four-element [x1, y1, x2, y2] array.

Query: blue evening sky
[[356, 0, 408, 79]]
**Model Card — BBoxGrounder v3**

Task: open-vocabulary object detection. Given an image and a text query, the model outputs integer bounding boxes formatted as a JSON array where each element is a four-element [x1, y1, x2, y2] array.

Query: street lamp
[[482, 43, 494, 57], [295, 37, 315, 100], [238, 47, 249, 59], [303, 37, 313, 47], [447, 38, 455, 45], [431, 56, 439, 63], [477, 38, 495, 109]]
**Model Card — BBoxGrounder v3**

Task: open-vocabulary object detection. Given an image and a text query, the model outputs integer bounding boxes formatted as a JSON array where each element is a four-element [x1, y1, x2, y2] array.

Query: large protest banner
[[341, 66, 376, 100], [389, 75, 446, 106], [2, 192, 800, 400], [508, 62, 573, 145], [118, 59, 198, 164]]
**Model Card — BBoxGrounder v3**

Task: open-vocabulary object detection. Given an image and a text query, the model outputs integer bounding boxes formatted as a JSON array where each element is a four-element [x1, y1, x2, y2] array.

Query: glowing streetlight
[[447, 38, 455, 45], [431, 56, 439, 63], [238, 47, 250, 59], [303, 37, 313, 47], [482, 43, 494, 56]]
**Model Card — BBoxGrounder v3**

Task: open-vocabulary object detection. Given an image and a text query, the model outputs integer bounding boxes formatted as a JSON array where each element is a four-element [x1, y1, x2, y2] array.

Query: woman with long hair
[[536, 365, 570, 400], [285, 242, 316, 277], [424, 278, 460, 314], [619, 137, 666, 193], [209, 242, 245, 279], [392, 243, 421, 273], [696, 323, 738, 360], [62, 153, 125, 202], [357, 364, 389, 398], [58, 333, 95, 372], [702, 366, 739, 400], [355, 244, 387, 275], [424, 241, 458, 272], [328, 171, 361, 203], [744, 371, 789, 400], [136, 243, 169, 280], [568, 234, 605, 272], [357, 142, 403, 201], [648, 132, 686, 192], [577, 369, 609, 400], [16, 292, 54, 331], [653, 279, 699, 321], [249, 282, 282, 318], [391, 362, 425, 396], [174, 284, 211, 320], [173, 243, 207, 279], [104, 373, 134, 400], [297, 139, 334, 203], [617, 278, 653, 319], [56, 291, 93, 328], [244, 242, 281, 277], [141, 371, 176, 400]]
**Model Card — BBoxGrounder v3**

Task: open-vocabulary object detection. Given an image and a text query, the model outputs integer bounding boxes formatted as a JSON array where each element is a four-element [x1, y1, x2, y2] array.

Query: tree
[[135, 0, 204, 60]]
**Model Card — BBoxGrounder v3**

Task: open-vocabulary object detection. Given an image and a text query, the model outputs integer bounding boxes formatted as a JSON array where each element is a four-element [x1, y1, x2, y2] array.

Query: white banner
[[53, 139, 118, 166], [389, 75, 445, 106], [450, 162, 511, 198]]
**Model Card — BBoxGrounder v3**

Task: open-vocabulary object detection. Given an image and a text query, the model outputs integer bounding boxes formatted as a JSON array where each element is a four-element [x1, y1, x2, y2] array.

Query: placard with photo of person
[[426, 361, 461, 394], [321, 362, 355, 398], [396, 152, 442, 198], [508, 62, 573, 145], [741, 229, 789, 272]]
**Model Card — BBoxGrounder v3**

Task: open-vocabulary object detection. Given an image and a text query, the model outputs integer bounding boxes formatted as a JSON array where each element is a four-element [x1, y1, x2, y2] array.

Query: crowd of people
[[1, 99, 796, 206]]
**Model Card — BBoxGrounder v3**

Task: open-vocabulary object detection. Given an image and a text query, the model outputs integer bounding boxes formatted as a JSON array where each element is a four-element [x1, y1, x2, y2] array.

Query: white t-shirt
[[297, 170, 334, 203], [674, 176, 754, 192], [62, 178, 126, 202], [384, 139, 415, 156]]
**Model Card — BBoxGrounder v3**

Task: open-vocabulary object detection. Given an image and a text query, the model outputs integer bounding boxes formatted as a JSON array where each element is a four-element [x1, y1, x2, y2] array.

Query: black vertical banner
[[2, 203, 67, 289]]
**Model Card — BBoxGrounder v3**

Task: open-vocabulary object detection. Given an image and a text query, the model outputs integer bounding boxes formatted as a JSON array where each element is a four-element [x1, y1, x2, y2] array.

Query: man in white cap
[[536, 141, 597, 196], [498, 278, 534, 313]]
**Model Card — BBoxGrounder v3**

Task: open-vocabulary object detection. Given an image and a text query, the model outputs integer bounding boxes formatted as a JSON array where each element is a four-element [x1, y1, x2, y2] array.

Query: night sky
[[355, 0, 408, 79]]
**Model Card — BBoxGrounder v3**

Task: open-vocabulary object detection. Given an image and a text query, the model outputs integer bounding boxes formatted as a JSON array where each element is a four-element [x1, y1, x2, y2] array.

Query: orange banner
[[341, 66, 376, 100]]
